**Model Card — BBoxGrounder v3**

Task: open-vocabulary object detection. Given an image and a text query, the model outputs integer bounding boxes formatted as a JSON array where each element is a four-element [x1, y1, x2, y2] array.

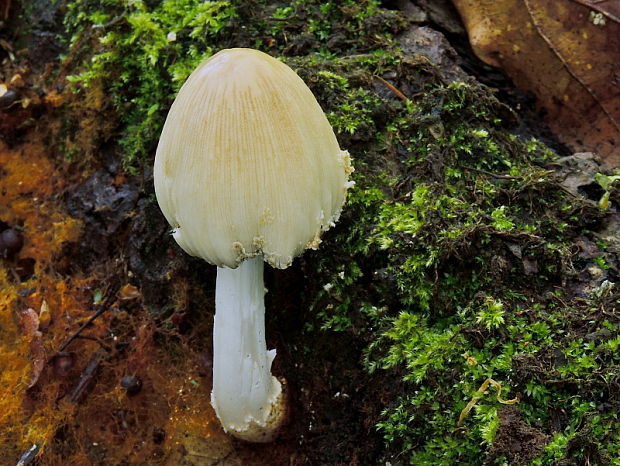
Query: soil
[[488, 406, 549, 465]]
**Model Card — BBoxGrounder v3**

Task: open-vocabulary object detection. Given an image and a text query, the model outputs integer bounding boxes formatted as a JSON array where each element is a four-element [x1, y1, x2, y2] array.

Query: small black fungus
[[0, 228, 24, 258], [120, 375, 142, 396]]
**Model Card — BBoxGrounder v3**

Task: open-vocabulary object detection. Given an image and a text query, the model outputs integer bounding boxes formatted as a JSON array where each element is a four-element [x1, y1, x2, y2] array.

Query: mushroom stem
[[211, 255, 286, 442]]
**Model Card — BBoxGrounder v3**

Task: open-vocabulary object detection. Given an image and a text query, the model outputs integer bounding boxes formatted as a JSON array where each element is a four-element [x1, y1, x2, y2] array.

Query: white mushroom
[[154, 48, 353, 442]]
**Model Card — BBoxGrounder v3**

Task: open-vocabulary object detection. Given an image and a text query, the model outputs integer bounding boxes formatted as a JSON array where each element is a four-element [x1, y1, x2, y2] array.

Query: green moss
[[302, 57, 618, 463], [264, 0, 403, 52], [58, 0, 403, 172], [62, 0, 235, 171]]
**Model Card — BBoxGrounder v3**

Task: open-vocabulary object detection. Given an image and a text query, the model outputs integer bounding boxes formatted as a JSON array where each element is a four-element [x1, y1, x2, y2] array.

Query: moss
[[59, 0, 236, 171], [298, 56, 619, 463], [57, 0, 404, 172]]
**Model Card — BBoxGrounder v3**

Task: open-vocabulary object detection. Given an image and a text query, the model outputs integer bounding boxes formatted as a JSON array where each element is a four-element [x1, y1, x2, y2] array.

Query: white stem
[[211, 256, 284, 441]]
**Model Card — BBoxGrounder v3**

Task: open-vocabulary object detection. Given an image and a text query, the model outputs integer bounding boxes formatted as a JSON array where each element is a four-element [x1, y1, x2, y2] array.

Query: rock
[[398, 26, 469, 83], [416, 0, 466, 34], [66, 169, 139, 236], [556, 152, 603, 199], [389, 0, 427, 22]]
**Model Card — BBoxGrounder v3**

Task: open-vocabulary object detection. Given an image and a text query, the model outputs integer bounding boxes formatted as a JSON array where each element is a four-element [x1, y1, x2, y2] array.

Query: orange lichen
[[0, 140, 229, 463], [0, 142, 81, 264], [52, 320, 228, 463], [0, 140, 91, 459], [0, 274, 32, 440]]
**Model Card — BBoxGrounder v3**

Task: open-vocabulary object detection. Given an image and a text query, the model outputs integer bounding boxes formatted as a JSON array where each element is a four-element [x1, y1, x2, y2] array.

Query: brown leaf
[[27, 336, 46, 388], [117, 283, 142, 300], [453, 0, 620, 165], [19, 308, 46, 388], [19, 308, 39, 336]]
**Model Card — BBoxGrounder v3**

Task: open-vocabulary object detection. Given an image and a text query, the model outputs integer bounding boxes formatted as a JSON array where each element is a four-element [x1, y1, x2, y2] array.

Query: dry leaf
[[19, 307, 40, 337], [117, 283, 142, 300], [9, 73, 23, 87], [19, 308, 46, 388], [39, 300, 51, 329], [453, 0, 620, 166], [27, 337, 46, 388]]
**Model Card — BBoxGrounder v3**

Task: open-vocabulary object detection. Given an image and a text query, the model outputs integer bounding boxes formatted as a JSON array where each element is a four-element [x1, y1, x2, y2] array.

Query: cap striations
[[154, 48, 353, 269]]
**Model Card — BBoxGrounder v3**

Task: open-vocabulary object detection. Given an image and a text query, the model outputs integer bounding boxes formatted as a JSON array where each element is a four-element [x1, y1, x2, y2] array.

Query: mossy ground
[[1, 0, 619, 464]]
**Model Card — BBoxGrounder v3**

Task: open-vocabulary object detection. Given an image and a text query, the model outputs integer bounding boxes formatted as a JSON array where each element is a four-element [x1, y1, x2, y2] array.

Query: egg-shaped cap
[[154, 48, 353, 269]]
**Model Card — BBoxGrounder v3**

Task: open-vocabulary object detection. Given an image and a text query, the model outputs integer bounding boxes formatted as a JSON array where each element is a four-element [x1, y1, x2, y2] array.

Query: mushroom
[[154, 48, 353, 442]]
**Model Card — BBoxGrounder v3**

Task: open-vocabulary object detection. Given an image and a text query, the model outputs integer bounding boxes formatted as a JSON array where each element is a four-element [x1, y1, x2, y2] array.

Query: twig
[[58, 306, 108, 353], [2, 0, 11, 20], [457, 378, 519, 426], [463, 166, 520, 180], [91, 12, 127, 30], [70, 350, 104, 403], [73, 334, 113, 351], [373, 75, 409, 102]]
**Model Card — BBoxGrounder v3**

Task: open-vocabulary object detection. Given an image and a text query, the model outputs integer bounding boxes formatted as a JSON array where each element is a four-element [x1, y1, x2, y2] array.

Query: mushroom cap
[[154, 48, 353, 268]]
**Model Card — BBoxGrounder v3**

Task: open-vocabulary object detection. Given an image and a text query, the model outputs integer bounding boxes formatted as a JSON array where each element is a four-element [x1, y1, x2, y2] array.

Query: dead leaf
[[19, 308, 46, 388], [452, 0, 620, 166], [27, 337, 46, 388], [117, 283, 142, 300], [9, 73, 23, 87], [39, 300, 51, 329], [19, 307, 40, 337], [0, 39, 14, 61]]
